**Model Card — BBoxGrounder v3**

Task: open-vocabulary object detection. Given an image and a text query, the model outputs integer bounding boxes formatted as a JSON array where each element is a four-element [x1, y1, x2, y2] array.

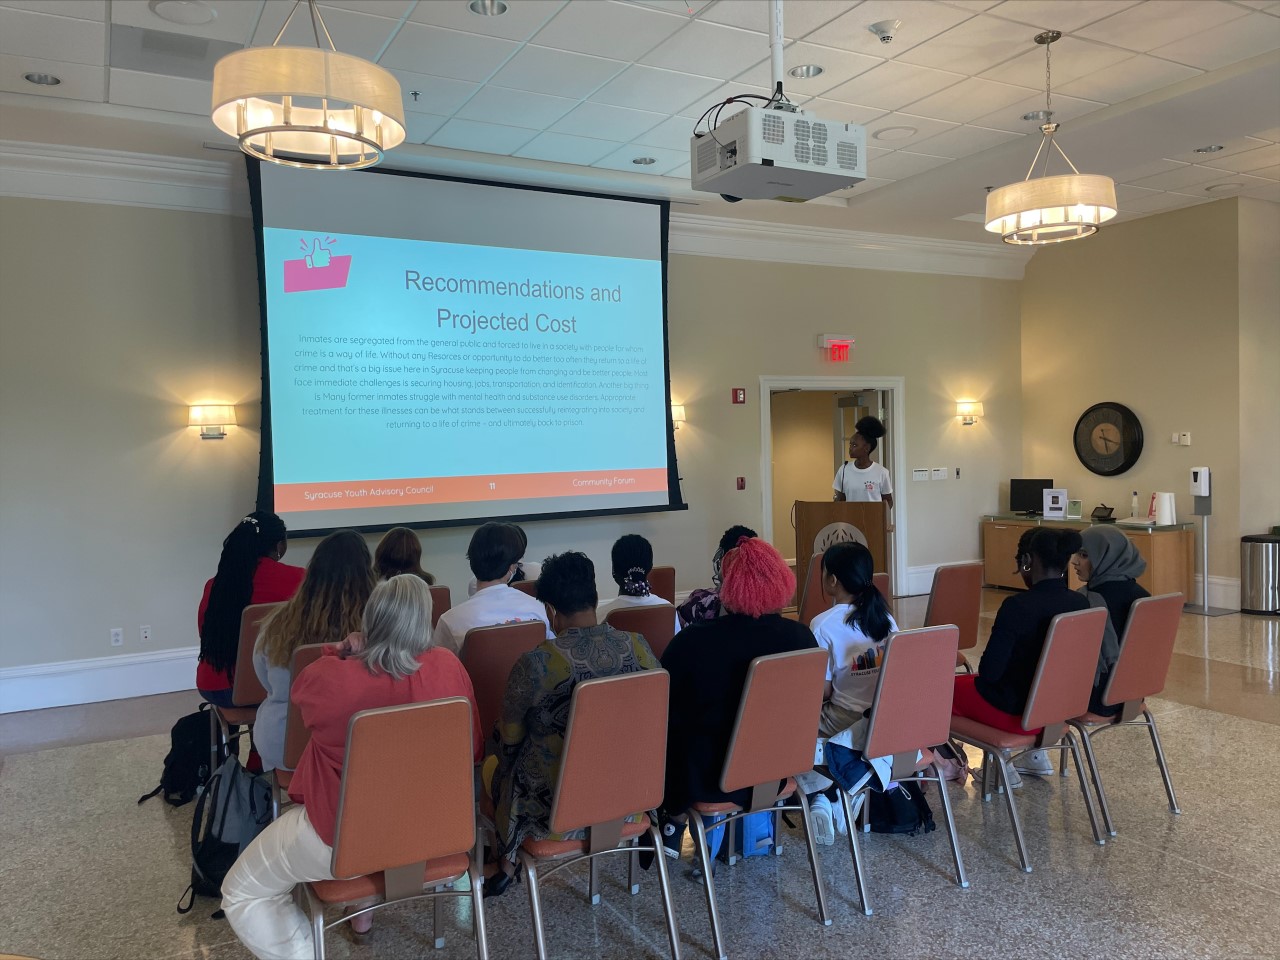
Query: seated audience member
[[197, 512, 304, 707], [952, 528, 1088, 786], [675, 524, 758, 626], [596, 534, 680, 635], [1074, 524, 1148, 717], [658, 536, 817, 861], [466, 522, 540, 597], [433, 522, 553, 654], [253, 530, 376, 773], [486, 551, 659, 898], [222, 575, 481, 960], [373, 526, 436, 584]]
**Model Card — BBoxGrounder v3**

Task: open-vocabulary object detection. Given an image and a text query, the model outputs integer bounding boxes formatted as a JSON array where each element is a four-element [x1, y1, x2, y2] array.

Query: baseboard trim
[[0, 646, 198, 715], [1191, 575, 1241, 612], [905, 564, 947, 597]]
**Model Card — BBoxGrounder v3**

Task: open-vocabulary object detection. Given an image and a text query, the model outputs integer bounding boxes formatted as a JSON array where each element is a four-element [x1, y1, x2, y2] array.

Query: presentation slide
[[251, 163, 680, 534]]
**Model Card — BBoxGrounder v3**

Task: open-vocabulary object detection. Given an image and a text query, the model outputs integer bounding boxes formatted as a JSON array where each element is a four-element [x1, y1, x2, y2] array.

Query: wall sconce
[[956, 401, 984, 426], [189, 404, 237, 439], [671, 403, 686, 430]]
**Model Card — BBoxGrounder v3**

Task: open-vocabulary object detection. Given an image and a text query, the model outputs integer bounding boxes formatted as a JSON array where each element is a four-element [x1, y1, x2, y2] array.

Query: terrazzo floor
[[2, 592, 1277, 960]]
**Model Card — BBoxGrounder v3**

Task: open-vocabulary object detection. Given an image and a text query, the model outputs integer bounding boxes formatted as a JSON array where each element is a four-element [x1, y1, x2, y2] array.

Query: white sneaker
[[832, 796, 848, 836], [810, 794, 835, 845], [1014, 749, 1056, 777], [1001, 764, 1023, 789]]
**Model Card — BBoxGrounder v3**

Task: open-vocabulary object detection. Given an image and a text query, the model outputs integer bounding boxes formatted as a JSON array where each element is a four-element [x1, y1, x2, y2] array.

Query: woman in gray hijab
[[1075, 525, 1150, 718]]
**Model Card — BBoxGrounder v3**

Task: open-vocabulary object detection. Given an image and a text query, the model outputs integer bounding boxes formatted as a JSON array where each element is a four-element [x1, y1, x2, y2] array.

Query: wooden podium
[[794, 501, 889, 602]]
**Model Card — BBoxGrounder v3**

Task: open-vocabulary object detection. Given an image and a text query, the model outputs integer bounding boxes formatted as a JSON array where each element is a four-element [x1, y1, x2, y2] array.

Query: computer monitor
[[1010, 478, 1053, 516]]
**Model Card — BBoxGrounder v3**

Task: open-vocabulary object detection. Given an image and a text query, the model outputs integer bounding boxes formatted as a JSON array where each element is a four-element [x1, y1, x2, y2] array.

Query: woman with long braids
[[197, 512, 304, 707]]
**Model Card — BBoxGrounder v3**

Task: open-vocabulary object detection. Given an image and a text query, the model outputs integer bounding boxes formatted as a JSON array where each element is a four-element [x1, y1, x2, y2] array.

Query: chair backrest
[[331, 698, 475, 881], [863, 625, 960, 759], [873, 571, 891, 600], [605, 605, 678, 659], [511, 579, 538, 597], [649, 565, 676, 604], [282, 643, 327, 771], [459, 621, 548, 742], [1102, 593, 1184, 707], [923, 561, 984, 651], [428, 585, 451, 630], [798, 552, 829, 625], [721, 648, 828, 802], [549, 670, 669, 834], [1022, 607, 1109, 731], [231, 602, 284, 706]]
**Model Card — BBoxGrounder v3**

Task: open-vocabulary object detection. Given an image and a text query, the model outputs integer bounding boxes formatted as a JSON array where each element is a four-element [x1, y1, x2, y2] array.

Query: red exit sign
[[828, 341, 852, 362]]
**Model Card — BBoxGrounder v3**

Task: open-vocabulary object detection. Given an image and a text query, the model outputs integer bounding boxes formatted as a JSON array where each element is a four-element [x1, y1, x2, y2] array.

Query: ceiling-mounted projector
[[690, 104, 866, 202]]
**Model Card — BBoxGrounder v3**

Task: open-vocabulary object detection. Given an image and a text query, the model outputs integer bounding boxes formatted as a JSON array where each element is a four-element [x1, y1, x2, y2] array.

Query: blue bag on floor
[[730, 810, 776, 858]]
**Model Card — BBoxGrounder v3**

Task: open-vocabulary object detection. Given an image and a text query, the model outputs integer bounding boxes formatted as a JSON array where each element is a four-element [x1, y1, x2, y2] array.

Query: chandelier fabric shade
[[985, 172, 1117, 245]]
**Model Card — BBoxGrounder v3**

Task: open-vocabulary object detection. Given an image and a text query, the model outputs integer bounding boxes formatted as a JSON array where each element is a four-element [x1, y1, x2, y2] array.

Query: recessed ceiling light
[[873, 126, 917, 142], [23, 72, 61, 86], [788, 64, 824, 79], [149, 0, 216, 26], [468, 0, 508, 15], [632, 157, 657, 165], [1205, 182, 1244, 193], [1194, 144, 1224, 154]]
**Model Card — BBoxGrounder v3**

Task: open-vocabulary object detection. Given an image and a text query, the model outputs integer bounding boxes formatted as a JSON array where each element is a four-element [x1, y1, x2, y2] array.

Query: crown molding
[[0, 140, 1030, 279]]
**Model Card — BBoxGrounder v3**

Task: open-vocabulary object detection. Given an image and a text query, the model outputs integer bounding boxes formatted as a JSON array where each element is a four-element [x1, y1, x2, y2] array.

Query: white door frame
[[759, 375, 908, 593]]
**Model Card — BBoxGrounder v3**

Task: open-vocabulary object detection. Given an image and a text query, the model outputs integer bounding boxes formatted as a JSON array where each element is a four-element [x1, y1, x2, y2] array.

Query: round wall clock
[[1073, 402, 1143, 476]]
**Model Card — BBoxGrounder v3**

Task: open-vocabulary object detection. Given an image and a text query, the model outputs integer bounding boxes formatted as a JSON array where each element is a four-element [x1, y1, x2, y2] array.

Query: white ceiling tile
[[626, 0, 714, 13], [898, 14, 1043, 74], [389, 71, 480, 115], [489, 45, 627, 99], [1056, 53, 1201, 104], [111, 0, 260, 43], [379, 22, 520, 81], [1120, 190, 1207, 213], [831, 175, 897, 197], [632, 113, 698, 150], [1174, 172, 1277, 195], [986, 1, 1140, 33], [590, 64, 721, 112], [533, 0, 685, 61], [1203, 142, 1280, 171], [1076, 0, 1251, 53], [428, 117, 538, 154], [908, 122, 1023, 158], [0, 6, 105, 64], [455, 85, 577, 128], [1251, 126, 1280, 142], [593, 142, 687, 174], [402, 111, 448, 143], [1148, 12, 1280, 70], [1167, 136, 1271, 163], [254, 3, 402, 62], [700, 0, 857, 40], [551, 101, 666, 140], [903, 76, 1038, 123], [873, 149, 951, 178], [943, 0, 1002, 11], [1236, 177, 1280, 201], [822, 60, 967, 111], [675, 80, 770, 121], [0, 1, 102, 18], [1113, 182, 1162, 201], [732, 41, 883, 95], [407, 0, 562, 41], [863, 112, 959, 149], [514, 129, 618, 164], [970, 90, 1107, 132], [109, 67, 209, 114], [640, 20, 770, 80], [1108, 157, 1187, 181], [0, 51, 105, 100], [1129, 162, 1232, 190], [807, 1, 975, 60], [320, 1, 417, 17], [1248, 163, 1280, 180], [792, 97, 889, 126], [981, 35, 1133, 89]]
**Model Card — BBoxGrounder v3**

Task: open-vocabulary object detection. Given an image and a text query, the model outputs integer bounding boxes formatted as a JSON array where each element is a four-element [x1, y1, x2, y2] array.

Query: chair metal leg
[[306, 889, 326, 960], [468, 860, 490, 960], [772, 803, 784, 856], [521, 853, 550, 960], [840, 789, 871, 915], [433, 885, 445, 949], [981, 751, 994, 801], [589, 856, 601, 906], [1064, 732, 1105, 845], [689, 812, 728, 960], [929, 762, 969, 889], [795, 791, 833, 927], [993, 754, 1032, 872], [649, 824, 683, 960], [1059, 743, 1070, 777], [724, 814, 740, 866], [1144, 708, 1181, 815], [1072, 722, 1116, 837], [629, 840, 641, 895]]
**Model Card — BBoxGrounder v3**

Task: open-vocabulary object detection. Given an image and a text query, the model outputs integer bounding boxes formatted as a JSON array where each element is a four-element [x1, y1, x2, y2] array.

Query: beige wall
[[1237, 198, 1280, 534], [769, 390, 840, 561], [1021, 200, 1242, 578]]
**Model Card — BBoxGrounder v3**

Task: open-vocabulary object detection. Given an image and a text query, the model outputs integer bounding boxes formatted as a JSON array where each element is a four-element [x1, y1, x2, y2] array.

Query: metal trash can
[[1240, 534, 1280, 615]]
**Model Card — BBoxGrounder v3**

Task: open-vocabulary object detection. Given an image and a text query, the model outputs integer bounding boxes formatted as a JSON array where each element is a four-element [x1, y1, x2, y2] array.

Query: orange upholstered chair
[[839, 625, 967, 915], [649, 565, 677, 604], [302, 698, 488, 959], [605, 604, 679, 660], [270, 642, 326, 820], [517, 670, 680, 960], [688, 648, 831, 960], [460, 621, 548, 746], [872, 571, 891, 601], [511, 579, 538, 597], [949, 607, 1109, 872], [797, 552, 828, 625], [923, 562, 984, 672], [210, 601, 283, 768], [1068, 592, 1184, 836], [428, 585, 451, 629]]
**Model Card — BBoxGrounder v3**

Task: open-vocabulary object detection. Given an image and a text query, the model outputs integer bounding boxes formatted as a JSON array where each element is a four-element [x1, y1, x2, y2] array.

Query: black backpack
[[138, 704, 213, 808], [868, 781, 936, 836]]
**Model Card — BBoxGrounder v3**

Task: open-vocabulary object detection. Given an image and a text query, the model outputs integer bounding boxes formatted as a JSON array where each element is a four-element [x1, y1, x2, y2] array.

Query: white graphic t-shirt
[[833, 461, 893, 502], [809, 603, 898, 715]]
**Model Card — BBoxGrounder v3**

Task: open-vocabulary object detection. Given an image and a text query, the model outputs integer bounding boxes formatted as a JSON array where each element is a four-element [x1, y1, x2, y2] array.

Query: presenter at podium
[[832, 416, 893, 509]]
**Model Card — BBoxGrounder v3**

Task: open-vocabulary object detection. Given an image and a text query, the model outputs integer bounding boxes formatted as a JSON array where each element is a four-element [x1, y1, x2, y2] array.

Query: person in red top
[[221, 574, 481, 960], [197, 512, 305, 705]]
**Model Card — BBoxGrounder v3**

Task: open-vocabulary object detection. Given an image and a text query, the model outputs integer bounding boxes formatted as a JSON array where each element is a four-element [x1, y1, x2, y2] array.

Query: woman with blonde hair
[[224, 574, 481, 960], [252, 529, 376, 773], [373, 526, 436, 584]]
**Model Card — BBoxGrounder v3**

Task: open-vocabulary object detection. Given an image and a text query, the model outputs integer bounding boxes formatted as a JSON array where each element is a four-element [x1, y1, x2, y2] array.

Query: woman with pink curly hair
[[651, 536, 818, 869]]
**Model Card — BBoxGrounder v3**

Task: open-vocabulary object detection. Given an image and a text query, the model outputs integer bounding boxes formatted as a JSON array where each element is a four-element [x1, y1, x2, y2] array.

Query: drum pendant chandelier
[[211, 0, 406, 170], [985, 31, 1116, 245]]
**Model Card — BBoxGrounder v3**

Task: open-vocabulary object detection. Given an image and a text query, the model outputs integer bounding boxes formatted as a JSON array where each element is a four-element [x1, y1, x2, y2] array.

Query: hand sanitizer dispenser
[[1190, 466, 1210, 497]]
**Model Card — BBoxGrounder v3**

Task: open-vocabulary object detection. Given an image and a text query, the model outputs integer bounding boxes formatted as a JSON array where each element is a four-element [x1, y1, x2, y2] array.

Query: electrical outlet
[[912, 469, 929, 482], [110, 628, 123, 647], [931, 467, 947, 480], [140, 625, 152, 643], [1171, 432, 1180, 444], [1180, 432, 1192, 446]]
